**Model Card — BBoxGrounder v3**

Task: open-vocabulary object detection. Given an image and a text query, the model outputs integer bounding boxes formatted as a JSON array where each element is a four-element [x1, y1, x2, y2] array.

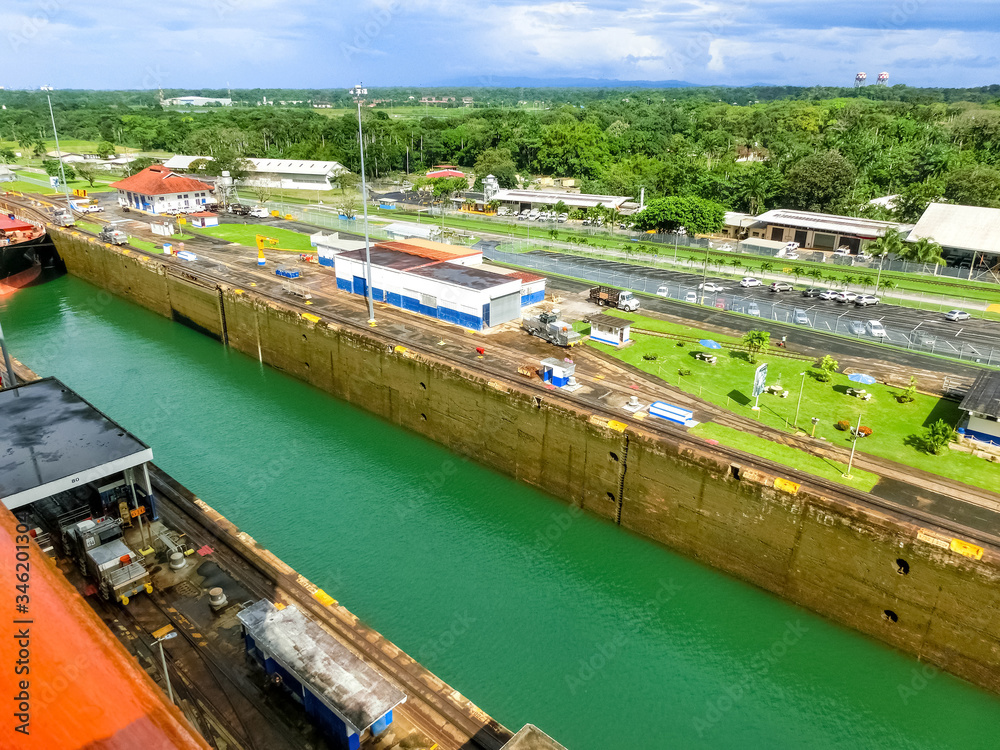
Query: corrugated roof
[[338, 247, 519, 292], [754, 209, 903, 238], [587, 313, 630, 329], [959, 371, 1000, 418], [161, 155, 346, 177], [908, 203, 1000, 255], [491, 189, 631, 210], [237, 601, 405, 735], [426, 169, 465, 178], [377, 238, 480, 261], [110, 166, 214, 196]]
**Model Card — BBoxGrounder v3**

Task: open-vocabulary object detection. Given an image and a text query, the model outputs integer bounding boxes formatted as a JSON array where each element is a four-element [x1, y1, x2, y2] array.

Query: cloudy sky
[[2, 0, 997, 89]]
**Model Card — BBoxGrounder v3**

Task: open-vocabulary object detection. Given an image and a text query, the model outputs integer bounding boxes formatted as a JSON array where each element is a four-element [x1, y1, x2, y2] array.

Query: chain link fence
[[484, 245, 1000, 367]]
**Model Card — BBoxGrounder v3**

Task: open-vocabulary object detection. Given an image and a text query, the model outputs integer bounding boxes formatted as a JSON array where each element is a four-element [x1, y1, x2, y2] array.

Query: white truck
[[250, 206, 269, 218], [589, 286, 640, 312]]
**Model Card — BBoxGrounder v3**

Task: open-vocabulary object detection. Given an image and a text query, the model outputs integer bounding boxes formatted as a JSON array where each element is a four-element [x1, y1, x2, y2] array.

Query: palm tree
[[878, 279, 896, 300], [842, 273, 857, 290], [729, 258, 743, 273], [791, 267, 803, 285], [807, 267, 824, 284], [857, 274, 874, 291], [759, 261, 773, 280], [870, 227, 906, 259], [903, 237, 946, 267]]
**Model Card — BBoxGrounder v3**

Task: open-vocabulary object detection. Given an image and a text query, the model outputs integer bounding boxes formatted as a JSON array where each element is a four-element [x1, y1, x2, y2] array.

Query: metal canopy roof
[[753, 209, 904, 238], [237, 600, 406, 736], [587, 313, 630, 329], [908, 203, 1000, 255], [503, 724, 568, 750], [0, 378, 152, 510], [491, 189, 631, 210], [959, 371, 1000, 419]]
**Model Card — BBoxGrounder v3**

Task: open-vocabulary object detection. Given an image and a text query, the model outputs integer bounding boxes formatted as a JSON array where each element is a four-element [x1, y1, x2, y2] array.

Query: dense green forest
[[2, 86, 1000, 220]]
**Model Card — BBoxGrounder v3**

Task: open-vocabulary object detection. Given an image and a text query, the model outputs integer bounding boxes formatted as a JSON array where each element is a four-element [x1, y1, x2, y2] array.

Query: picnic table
[[846, 387, 872, 401], [694, 352, 717, 364]]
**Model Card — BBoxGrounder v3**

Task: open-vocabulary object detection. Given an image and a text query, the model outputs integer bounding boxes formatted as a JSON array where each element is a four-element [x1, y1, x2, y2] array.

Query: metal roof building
[[908, 203, 1000, 257], [238, 600, 405, 748], [958, 371, 1000, 445], [491, 189, 632, 212], [750, 209, 906, 254], [333, 244, 541, 329], [162, 155, 348, 190], [0, 378, 154, 511]]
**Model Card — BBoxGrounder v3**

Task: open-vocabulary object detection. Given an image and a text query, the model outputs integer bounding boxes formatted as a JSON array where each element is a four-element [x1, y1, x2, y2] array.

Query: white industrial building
[[907, 203, 1000, 266], [109, 165, 215, 215], [162, 155, 348, 191], [749, 209, 906, 254], [161, 96, 233, 107], [490, 189, 633, 213], [332, 240, 544, 330]]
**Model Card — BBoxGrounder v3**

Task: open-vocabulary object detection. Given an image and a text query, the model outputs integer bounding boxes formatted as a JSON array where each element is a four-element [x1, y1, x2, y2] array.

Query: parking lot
[[487, 247, 1000, 365]]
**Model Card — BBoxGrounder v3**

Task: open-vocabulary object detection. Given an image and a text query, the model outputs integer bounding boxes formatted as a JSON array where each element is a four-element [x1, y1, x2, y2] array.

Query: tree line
[[2, 88, 999, 222]]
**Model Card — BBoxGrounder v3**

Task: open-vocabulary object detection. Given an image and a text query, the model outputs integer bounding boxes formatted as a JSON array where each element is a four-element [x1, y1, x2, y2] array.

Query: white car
[[944, 309, 971, 322], [740, 277, 761, 288], [834, 291, 858, 303], [656, 285, 669, 297], [698, 282, 725, 292], [557, 213, 568, 222], [818, 289, 839, 300], [746, 302, 761, 316], [866, 320, 887, 337], [792, 309, 811, 326], [684, 291, 698, 303], [854, 294, 880, 307]]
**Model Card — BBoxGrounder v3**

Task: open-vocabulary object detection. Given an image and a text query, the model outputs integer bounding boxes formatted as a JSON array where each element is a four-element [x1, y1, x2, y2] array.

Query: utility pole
[[794, 371, 806, 426], [351, 84, 375, 325], [843, 411, 863, 479], [47, 94, 73, 211]]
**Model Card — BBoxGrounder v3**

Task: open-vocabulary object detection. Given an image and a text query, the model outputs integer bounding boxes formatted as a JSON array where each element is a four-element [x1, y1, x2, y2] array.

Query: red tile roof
[[189, 211, 218, 217], [110, 166, 214, 197], [426, 169, 465, 179], [504, 270, 545, 283]]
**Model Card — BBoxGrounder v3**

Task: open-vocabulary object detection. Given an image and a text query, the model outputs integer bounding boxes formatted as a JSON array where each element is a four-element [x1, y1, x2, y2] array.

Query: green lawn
[[591, 312, 1000, 492], [690, 423, 880, 492], [193, 223, 313, 252]]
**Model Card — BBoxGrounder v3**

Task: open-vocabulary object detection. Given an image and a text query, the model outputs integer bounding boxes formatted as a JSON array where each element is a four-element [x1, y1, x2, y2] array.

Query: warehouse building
[[490, 189, 633, 214], [748, 209, 905, 255], [958, 371, 1000, 446], [334, 243, 534, 330], [238, 600, 406, 750], [907, 203, 1000, 267], [163, 155, 348, 191]]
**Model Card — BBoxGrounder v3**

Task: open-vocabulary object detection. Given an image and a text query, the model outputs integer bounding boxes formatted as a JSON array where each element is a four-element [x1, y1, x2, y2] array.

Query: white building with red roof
[[110, 165, 215, 215]]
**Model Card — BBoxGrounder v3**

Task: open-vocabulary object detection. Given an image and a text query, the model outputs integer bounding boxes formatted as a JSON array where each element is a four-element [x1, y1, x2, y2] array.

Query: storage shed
[[958, 371, 1000, 445], [238, 600, 406, 750], [334, 246, 523, 330], [187, 211, 219, 228], [587, 314, 631, 346]]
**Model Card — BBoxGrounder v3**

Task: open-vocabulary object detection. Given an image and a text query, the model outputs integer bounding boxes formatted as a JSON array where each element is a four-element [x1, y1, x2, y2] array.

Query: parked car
[[854, 294, 880, 307], [558, 213, 568, 223], [866, 320, 887, 337], [698, 282, 725, 292], [684, 291, 698, 303], [769, 281, 793, 292], [792, 309, 811, 326], [746, 302, 761, 317], [656, 285, 669, 297], [833, 247, 851, 256], [740, 277, 761, 288], [818, 289, 839, 301], [848, 320, 865, 336], [944, 309, 971, 322], [834, 291, 858, 303], [801, 287, 824, 297]]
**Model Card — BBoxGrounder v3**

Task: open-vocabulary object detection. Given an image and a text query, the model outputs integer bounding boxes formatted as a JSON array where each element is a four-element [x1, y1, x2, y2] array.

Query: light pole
[[794, 371, 806, 426], [152, 627, 178, 703], [351, 84, 376, 325], [0, 317, 16, 390], [47, 94, 73, 211], [843, 411, 863, 479]]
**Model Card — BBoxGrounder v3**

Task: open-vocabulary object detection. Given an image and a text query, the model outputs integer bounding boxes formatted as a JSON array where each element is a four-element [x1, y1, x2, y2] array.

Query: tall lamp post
[[794, 371, 807, 427], [351, 84, 376, 325], [843, 411, 864, 479], [151, 626, 178, 703], [47, 94, 73, 212]]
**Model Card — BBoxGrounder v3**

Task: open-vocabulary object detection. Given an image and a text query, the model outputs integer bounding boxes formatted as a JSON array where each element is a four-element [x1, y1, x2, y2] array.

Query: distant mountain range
[[431, 75, 701, 88]]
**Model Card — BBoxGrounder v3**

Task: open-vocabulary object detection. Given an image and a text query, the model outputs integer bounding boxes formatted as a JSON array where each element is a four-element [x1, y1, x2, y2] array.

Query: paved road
[[494, 249, 1000, 365]]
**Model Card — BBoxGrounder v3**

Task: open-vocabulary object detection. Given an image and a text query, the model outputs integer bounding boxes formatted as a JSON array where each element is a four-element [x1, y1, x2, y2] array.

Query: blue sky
[[2, 0, 997, 89]]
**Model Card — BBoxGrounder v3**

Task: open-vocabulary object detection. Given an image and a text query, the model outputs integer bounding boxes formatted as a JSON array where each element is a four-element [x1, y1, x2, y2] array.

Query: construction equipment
[[256, 234, 297, 253], [522, 310, 581, 347], [52, 208, 75, 227], [589, 285, 640, 312]]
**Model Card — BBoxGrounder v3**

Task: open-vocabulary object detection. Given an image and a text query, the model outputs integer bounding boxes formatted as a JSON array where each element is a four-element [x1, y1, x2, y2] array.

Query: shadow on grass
[[728, 389, 751, 406], [920, 398, 963, 428], [728, 350, 752, 362]]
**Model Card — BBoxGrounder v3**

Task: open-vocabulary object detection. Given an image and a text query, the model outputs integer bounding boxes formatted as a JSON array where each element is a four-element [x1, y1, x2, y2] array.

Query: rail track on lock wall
[[12, 191, 1000, 552]]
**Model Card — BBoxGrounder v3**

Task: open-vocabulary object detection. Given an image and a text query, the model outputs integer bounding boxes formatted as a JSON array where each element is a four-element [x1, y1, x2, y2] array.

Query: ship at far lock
[[0, 213, 65, 295]]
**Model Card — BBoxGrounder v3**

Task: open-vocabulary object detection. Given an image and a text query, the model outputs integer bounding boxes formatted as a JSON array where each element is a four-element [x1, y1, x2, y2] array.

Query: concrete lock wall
[[49, 230, 1000, 695]]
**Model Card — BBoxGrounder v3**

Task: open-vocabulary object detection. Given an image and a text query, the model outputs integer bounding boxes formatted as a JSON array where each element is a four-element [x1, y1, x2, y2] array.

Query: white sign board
[[752, 363, 768, 398]]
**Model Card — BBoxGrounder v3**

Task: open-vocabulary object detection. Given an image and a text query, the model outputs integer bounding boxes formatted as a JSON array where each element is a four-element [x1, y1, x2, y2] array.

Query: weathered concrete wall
[[50, 229, 1000, 695]]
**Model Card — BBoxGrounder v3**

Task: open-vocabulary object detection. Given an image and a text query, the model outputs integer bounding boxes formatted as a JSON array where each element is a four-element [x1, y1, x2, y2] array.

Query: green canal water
[[3, 275, 999, 749]]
